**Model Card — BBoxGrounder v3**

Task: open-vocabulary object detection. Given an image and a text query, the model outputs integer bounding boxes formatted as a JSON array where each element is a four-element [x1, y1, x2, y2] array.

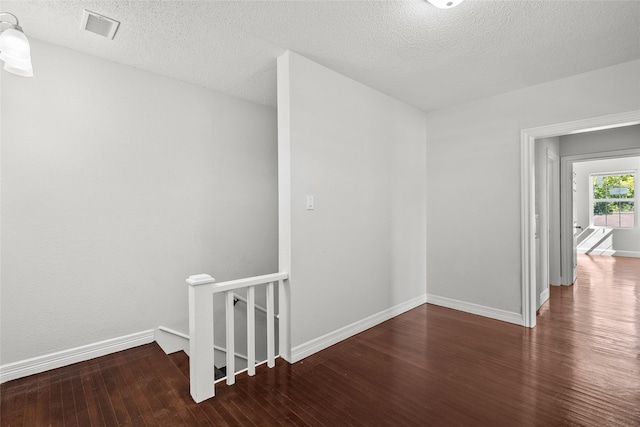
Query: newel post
[[187, 274, 216, 403]]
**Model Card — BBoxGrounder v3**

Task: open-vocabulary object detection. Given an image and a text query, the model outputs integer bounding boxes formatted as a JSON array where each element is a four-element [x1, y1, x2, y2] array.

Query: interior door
[[572, 222, 579, 283], [571, 169, 579, 283]]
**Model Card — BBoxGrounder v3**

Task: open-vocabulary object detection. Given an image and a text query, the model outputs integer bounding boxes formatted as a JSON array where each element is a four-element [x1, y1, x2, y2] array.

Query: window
[[590, 172, 635, 228]]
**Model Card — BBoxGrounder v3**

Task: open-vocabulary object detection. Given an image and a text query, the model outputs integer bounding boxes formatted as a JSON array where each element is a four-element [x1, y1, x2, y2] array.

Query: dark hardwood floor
[[2, 254, 639, 426]]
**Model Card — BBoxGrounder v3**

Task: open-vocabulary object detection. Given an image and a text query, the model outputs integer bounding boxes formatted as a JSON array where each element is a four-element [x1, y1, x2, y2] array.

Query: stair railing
[[233, 293, 277, 318], [186, 272, 289, 403]]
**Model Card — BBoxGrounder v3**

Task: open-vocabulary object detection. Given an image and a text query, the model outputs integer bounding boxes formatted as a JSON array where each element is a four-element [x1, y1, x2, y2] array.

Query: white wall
[[573, 156, 640, 257], [425, 60, 640, 318], [278, 52, 426, 357], [0, 39, 278, 365], [560, 124, 640, 157]]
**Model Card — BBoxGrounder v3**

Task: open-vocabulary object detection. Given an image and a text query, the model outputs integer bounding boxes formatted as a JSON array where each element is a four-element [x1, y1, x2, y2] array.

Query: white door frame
[[538, 148, 559, 308], [520, 110, 640, 328]]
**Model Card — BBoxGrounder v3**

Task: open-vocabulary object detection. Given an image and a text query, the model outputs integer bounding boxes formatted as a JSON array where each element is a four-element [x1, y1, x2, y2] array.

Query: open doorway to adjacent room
[[535, 127, 640, 315], [572, 156, 638, 258], [521, 111, 640, 328]]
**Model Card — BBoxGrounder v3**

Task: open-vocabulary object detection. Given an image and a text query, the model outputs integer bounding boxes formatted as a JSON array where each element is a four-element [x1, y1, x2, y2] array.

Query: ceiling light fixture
[[427, 0, 465, 9], [0, 12, 33, 77]]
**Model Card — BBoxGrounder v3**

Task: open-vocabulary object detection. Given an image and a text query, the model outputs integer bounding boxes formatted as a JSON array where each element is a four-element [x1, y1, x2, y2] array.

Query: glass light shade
[[3, 56, 33, 77], [0, 27, 33, 77], [427, 0, 465, 9]]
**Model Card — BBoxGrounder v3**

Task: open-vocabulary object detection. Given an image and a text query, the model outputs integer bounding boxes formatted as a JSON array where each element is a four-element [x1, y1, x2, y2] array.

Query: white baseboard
[[578, 248, 615, 255], [0, 330, 155, 384], [291, 294, 427, 363], [426, 294, 523, 326], [577, 248, 640, 258], [614, 251, 640, 258]]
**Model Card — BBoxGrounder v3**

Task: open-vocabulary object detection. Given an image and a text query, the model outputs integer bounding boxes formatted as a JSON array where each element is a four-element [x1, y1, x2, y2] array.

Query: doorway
[[562, 150, 640, 263], [520, 110, 640, 328]]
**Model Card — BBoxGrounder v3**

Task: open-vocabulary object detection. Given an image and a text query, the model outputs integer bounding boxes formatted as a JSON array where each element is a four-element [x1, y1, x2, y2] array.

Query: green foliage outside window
[[592, 174, 635, 215]]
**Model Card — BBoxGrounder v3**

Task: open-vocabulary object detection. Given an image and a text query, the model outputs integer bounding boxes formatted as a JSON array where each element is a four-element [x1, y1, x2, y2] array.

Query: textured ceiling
[[3, 0, 639, 112]]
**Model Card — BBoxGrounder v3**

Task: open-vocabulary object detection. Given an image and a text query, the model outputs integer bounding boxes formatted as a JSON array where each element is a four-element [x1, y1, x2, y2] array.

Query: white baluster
[[247, 286, 256, 376], [267, 281, 275, 368], [225, 291, 235, 385], [186, 274, 216, 403]]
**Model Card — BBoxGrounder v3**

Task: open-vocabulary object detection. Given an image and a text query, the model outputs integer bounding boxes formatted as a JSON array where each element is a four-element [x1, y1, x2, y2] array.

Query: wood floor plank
[[33, 371, 51, 427], [17, 378, 38, 427], [1, 254, 638, 426], [115, 348, 158, 427], [248, 362, 365, 426], [234, 370, 310, 426], [139, 346, 205, 427], [48, 371, 65, 426], [125, 349, 183, 427], [69, 370, 92, 427], [100, 361, 132, 426], [234, 370, 322, 426], [111, 365, 142, 427], [59, 372, 79, 427], [0, 385, 25, 426], [81, 363, 112, 426], [89, 364, 120, 426]]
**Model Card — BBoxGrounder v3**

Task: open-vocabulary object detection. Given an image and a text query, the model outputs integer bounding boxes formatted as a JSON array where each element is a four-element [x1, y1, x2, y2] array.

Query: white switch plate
[[306, 195, 314, 210]]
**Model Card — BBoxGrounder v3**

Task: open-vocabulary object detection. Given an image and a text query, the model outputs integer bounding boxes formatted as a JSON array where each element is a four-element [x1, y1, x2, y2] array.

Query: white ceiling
[[3, 0, 639, 112]]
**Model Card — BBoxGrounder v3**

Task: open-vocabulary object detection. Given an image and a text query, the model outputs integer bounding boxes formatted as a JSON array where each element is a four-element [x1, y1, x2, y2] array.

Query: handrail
[[233, 293, 277, 318], [196, 272, 288, 293], [187, 271, 289, 403]]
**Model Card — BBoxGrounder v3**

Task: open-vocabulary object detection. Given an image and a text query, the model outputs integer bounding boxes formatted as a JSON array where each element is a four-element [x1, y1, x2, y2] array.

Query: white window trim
[[589, 170, 637, 229]]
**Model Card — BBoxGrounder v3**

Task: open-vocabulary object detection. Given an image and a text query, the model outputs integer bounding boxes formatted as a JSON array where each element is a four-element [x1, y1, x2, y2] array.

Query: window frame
[[589, 170, 637, 229]]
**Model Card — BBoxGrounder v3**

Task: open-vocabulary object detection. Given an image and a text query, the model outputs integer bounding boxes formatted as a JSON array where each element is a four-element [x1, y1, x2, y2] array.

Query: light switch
[[306, 195, 315, 210]]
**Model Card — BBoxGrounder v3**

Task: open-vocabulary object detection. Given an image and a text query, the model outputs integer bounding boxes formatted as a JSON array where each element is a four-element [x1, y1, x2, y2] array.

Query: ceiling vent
[[81, 10, 120, 40]]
